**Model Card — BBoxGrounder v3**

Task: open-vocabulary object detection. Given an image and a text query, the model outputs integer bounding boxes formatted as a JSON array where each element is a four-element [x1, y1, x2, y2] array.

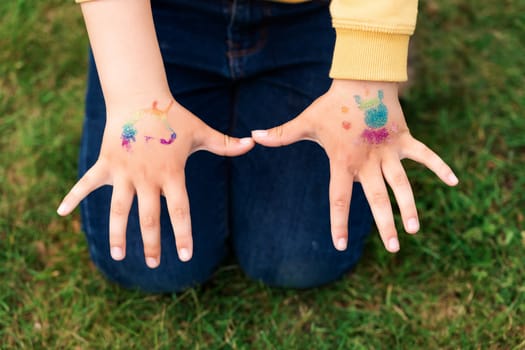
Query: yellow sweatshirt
[[76, 0, 418, 82], [277, 0, 418, 81]]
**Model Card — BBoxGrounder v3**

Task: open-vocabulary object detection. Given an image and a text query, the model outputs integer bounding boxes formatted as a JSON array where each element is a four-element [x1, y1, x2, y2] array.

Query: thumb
[[196, 125, 255, 157], [251, 114, 312, 147], [57, 163, 108, 216]]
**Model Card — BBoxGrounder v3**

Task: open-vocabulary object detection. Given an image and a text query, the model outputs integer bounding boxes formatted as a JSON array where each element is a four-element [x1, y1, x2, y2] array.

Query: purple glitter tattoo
[[160, 132, 177, 145], [361, 127, 389, 144]]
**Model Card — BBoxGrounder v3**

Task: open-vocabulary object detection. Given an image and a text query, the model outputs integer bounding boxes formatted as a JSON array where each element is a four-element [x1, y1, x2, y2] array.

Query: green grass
[[1, 0, 524, 348]]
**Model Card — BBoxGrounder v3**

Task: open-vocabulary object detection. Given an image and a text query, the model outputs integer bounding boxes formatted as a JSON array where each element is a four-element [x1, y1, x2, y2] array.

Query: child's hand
[[57, 98, 254, 268], [252, 79, 458, 253]]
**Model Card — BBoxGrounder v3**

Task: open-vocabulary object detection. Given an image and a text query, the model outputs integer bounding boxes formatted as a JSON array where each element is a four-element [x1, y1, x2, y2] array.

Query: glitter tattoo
[[121, 122, 138, 150], [342, 121, 351, 130], [120, 100, 177, 151], [354, 90, 390, 144]]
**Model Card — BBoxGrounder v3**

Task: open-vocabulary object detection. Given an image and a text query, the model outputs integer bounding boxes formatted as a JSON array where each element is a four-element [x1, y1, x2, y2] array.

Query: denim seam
[[226, 0, 268, 78], [226, 28, 268, 59], [226, 0, 238, 78]]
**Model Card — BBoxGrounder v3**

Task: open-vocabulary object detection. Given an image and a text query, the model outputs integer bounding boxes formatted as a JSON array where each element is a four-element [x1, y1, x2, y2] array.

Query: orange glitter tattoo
[[149, 100, 173, 118]]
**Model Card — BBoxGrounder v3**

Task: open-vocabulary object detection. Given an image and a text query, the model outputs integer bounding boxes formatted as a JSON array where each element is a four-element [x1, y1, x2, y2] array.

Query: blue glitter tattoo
[[121, 122, 138, 151], [354, 90, 390, 144], [354, 90, 388, 129]]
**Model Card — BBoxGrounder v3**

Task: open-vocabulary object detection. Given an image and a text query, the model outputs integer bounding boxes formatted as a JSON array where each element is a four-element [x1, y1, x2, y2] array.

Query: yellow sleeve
[[329, 0, 418, 82]]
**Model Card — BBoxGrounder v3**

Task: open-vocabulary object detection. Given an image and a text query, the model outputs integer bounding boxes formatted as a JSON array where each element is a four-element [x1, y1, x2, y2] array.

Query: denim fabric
[[79, 0, 373, 292]]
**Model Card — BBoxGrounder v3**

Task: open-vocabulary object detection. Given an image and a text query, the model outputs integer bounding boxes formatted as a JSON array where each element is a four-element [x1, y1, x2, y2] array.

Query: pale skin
[[58, 0, 458, 268], [58, 98, 254, 268], [56, 0, 254, 268], [252, 80, 459, 253]]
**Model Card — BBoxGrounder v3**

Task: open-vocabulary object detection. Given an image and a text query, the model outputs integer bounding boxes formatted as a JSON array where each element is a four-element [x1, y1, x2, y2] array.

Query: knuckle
[[346, 165, 358, 177], [171, 207, 189, 221], [404, 210, 418, 220], [275, 125, 284, 138], [370, 192, 390, 207], [175, 233, 192, 247], [220, 134, 234, 156], [141, 214, 158, 229], [223, 134, 231, 149], [378, 223, 396, 236], [111, 201, 128, 216], [332, 222, 347, 233], [163, 162, 177, 176], [332, 198, 349, 210], [392, 173, 409, 187], [109, 231, 125, 244], [143, 245, 160, 258], [165, 164, 184, 178], [140, 167, 151, 181], [333, 152, 347, 165], [334, 229, 347, 237], [272, 125, 285, 144]]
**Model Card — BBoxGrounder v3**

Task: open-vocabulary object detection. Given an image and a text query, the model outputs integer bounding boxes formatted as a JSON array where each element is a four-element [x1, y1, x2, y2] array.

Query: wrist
[[330, 79, 399, 96], [330, 79, 399, 91], [97, 67, 171, 108], [105, 92, 175, 119]]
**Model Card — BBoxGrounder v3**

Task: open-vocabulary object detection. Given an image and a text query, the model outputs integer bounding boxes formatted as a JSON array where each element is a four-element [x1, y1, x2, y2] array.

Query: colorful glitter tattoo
[[342, 121, 351, 130], [121, 122, 138, 151], [120, 100, 177, 151], [354, 90, 390, 144]]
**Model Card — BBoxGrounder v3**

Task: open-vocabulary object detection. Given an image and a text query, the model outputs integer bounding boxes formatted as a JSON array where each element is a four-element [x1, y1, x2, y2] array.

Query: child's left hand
[[252, 79, 459, 253]]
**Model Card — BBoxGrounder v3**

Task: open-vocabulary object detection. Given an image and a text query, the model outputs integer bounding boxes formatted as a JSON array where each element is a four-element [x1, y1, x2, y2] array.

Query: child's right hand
[[57, 97, 254, 268], [66, 1, 255, 268]]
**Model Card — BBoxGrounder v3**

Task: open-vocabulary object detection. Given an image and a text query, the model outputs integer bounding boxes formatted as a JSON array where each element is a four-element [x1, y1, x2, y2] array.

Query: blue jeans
[[79, 0, 373, 293]]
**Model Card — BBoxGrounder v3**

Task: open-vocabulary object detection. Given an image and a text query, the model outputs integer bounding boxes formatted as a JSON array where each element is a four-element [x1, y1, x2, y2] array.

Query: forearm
[[80, 0, 170, 107]]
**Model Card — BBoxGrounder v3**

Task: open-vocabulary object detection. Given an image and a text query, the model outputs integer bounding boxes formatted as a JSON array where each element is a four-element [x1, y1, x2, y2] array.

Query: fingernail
[[407, 218, 419, 233], [336, 238, 347, 251], [252, 130, 268, 137], [388, 237, 400, 252], [111, 247, 124, 260], [57, 203, 68, 216], [146, 257, 159, 268], [179, 248, 191, 262], [240, 137, 253, 145], [448, 173, 459, 185]]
